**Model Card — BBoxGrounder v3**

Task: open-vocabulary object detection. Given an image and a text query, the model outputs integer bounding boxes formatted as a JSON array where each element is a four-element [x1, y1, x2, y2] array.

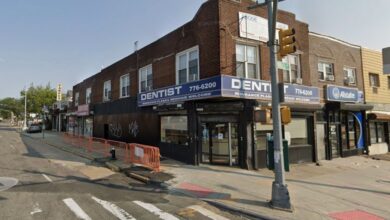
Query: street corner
[[174, 182, 231, 200]]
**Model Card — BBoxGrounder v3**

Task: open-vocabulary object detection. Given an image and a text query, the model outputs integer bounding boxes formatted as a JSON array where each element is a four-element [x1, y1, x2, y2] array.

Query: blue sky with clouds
[[0, 0, 389, 98]]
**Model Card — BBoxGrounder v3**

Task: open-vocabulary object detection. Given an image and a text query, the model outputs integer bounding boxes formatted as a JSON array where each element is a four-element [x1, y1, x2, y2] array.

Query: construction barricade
[[60, 133, 161, 172], [128, 143, 160, 172]]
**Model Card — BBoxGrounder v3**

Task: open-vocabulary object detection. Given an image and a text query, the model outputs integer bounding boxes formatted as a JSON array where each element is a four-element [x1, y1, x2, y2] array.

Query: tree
[[20, 83, 57, 114], [0, 97, 24, 119]]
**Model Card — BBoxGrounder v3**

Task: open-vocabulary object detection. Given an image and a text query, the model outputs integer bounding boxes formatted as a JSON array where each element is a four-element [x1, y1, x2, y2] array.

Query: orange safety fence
[[61, 132, 160, 172], [128, 143, 161, 172]]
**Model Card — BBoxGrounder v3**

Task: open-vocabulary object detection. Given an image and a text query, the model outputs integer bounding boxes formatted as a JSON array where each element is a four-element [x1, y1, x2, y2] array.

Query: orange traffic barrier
[[60, 133, 161, 172], [128, 143, 160, 172]]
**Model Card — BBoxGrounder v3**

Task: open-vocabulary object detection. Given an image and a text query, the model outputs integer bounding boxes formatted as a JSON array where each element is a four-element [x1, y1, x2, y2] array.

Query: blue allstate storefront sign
[[138, 75, 320, 107], [326, 85, 359, 102]]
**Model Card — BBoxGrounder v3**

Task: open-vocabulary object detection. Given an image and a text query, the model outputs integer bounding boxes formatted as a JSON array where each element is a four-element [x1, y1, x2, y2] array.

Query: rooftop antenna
[[134, 41, 138, 53]]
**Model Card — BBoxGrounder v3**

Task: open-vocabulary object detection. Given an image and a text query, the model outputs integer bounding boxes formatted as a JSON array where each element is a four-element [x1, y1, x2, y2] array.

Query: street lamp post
[[22, 87, 28, 131]]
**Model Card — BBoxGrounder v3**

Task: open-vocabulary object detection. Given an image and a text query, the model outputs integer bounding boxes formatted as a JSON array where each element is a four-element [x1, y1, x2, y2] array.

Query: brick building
[[71, 0, 322, 169], [308, 32, 372, 160]]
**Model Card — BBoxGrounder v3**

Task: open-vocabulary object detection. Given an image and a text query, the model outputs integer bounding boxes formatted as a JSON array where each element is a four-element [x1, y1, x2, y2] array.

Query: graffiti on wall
[[109, 123, 122, 138], [129, 120, 139, 138]]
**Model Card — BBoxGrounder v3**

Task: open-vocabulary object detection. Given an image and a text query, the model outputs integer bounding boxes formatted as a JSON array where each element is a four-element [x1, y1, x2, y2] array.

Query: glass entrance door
[[201, 122, 238, 166], [329, 123, 340, 158]]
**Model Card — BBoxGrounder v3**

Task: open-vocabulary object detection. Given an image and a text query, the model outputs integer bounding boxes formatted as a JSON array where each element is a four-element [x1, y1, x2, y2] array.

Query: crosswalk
[[58, 195, 231, 220]]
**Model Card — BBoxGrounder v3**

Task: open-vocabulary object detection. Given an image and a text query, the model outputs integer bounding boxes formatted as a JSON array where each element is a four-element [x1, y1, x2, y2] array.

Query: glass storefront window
[[84, 117, 93, 137], [160, 116, 188, 145], [377, 122, 385, 143], [370, 122, 377, 144], [255, 123, 273, 150], [284, 118, 308, 146], [347, 113, 356, 150]]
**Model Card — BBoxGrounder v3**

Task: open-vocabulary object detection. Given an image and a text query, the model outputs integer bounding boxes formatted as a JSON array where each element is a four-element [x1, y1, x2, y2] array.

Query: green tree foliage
[[0, 97, 23, 118], [20, 83, 57, 114]]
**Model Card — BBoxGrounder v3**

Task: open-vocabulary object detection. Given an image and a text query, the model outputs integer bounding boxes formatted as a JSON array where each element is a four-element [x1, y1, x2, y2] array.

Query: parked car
[[0, 117, 3, 122], [27, 123, 42, 133]]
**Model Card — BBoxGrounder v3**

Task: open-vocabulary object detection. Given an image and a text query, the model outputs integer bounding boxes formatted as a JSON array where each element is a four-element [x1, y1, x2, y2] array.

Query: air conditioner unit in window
[[294, 78, 303, 84], [372, 87, 378, 94], [326, 75, 335, 81]]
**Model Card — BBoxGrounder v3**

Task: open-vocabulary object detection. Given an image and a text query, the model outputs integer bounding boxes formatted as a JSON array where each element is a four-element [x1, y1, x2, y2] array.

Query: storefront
[[367, 112, 390, 154], [139, 75, 321, 169], [73, 104, 93, 137], [324, 85, 372, 159]]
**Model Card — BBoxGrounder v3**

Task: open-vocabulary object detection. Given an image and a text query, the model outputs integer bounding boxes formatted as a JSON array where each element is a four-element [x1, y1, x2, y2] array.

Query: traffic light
[[280, 106, 291, 125], [278, 28, 296, 59]]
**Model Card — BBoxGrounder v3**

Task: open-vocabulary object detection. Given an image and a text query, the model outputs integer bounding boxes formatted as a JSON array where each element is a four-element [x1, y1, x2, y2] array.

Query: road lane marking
[[30, 203, 42, 215], [63, 198, 92, 220], [41, 174, 53, 183], [91, 196, 136, 220], [133, 201, 179, 220], [188, 205, 230, 220]]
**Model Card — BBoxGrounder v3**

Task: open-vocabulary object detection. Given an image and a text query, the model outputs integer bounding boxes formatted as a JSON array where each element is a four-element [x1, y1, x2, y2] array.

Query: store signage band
[[138, 75, 320, 107], [326, 85, 359, 102]]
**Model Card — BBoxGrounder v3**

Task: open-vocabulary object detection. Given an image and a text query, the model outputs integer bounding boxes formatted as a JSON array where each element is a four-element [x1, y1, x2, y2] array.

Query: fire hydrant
[[110, 147, 116, 160]]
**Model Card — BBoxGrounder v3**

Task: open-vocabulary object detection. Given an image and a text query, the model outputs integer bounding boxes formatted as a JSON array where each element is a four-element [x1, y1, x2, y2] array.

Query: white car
[[0, 118, 3, 122]]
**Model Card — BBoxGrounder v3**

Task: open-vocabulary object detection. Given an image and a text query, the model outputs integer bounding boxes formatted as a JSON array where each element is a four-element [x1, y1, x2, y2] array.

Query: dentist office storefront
[[138, 75, 321, 169], [325, 85, 372, 159]]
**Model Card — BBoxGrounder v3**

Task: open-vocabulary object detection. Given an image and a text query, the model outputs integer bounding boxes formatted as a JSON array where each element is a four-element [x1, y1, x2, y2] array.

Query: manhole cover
[[0, 177, 18, 192]]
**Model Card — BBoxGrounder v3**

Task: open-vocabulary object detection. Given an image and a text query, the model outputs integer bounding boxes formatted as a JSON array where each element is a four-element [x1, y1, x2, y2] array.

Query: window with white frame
[[139, 65, 153, 92], [103, 80, 111, 101], [176, 46, 199, 84], [86, 87, 91, 104], [120, 74, 130, 98], [282, 54, 301, 83], [343, 67, 356, 86], [236, 44, 259, 79], [318, 62, 334, 81], [75, 92, 79, 106]]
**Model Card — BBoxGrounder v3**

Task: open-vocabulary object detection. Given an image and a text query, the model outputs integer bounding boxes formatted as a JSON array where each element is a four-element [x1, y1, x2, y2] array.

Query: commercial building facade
[[309, 32, 372, 160], [361, 48, 390, 155], [71, 0, 320, 169]]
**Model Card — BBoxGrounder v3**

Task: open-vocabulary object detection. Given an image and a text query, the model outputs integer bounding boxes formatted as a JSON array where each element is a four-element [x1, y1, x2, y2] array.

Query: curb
[[202, 199, 278, 220]]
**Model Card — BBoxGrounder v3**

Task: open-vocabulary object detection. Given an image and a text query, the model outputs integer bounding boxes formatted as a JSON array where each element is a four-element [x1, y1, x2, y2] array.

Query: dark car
[[27, 123, 42, 133]]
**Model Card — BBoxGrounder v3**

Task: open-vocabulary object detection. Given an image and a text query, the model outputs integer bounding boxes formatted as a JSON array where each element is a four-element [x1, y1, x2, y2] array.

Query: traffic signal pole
[[250, 0, 292, 211], [267, 0, 292, 211]]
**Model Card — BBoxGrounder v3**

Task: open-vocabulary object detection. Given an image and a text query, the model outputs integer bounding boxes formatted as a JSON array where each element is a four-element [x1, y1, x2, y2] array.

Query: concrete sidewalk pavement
[[162, 157, 390, 220]]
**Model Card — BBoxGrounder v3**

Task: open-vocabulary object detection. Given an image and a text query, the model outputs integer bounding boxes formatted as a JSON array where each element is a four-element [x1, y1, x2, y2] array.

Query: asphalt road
[[0, 123, 244, 220]]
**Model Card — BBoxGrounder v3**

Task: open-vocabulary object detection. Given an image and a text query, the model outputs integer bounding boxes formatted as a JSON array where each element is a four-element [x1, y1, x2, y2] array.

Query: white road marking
[[42, 174, 53, 183], [188, 205, 230, 220], [133, 201, 179, 220], [63, 198, 92, 220], [30, 203, 42, 215], [91, 196, 136, 220]]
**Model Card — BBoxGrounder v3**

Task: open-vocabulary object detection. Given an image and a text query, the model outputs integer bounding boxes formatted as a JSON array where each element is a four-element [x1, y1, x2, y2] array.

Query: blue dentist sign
[[138, 75, 321, 107]]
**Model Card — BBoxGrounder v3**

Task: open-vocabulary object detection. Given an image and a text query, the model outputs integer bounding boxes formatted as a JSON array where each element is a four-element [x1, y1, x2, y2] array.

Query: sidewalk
[[161, 157, 390, 220], [21, 131, 131, 172]]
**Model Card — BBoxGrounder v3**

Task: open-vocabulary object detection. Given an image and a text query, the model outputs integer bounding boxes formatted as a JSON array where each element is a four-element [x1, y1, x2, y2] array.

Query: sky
[[0, 0, 389, 99]]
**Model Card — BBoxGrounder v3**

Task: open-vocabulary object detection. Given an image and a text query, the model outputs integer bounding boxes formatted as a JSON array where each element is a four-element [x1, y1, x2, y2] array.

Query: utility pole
[[23, 86, 28, 131], [249, 0, 292, 211]]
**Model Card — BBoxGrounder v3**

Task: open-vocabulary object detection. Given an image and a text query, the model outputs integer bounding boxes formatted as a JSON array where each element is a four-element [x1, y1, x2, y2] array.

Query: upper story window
[[120, 74, 130, 98], [369, 73, 380, 87], [282, 54, 301, 83], [103, 80, 112, 102], [176, 46, 199, 84], [387, 76, 390, 89], [75, 92, 79, 106], [86, 87, 91, 104], [343, 67, 357, 86], [236, 44, 259, 79], [139, 65, 153, 93], [318, 62, 334, 81]]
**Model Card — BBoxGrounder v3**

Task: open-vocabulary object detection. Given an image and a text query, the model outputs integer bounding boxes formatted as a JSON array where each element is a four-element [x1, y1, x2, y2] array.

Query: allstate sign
[[326, 85, 359, 102]]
